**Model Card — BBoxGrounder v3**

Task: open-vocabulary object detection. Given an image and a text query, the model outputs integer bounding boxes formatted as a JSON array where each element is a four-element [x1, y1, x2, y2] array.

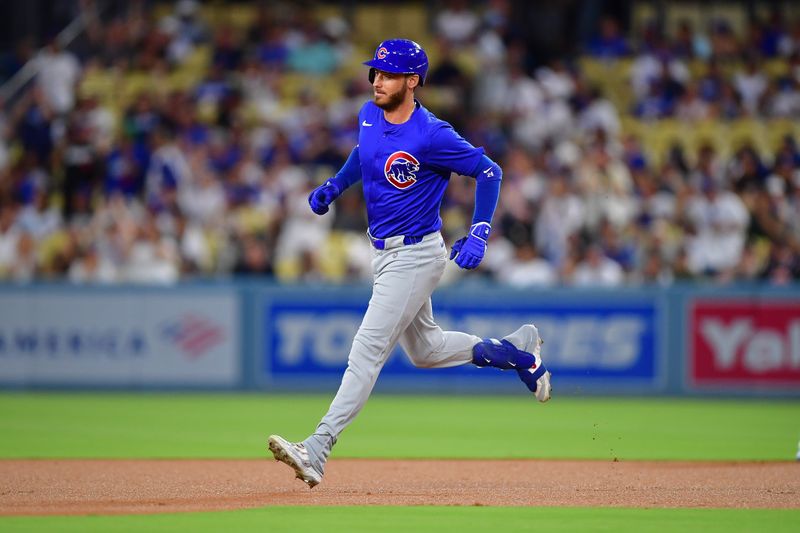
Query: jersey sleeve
[[426, 123, 485, 176], [329, 146, 362, 192]]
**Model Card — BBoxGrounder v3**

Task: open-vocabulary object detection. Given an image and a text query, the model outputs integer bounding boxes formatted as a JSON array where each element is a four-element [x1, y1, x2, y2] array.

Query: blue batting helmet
[[363, 39, 429, 86]]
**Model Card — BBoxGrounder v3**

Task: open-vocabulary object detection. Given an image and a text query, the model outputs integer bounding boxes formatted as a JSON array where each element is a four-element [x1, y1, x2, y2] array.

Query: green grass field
[[1, 393, 799, 532], [4, 507, 800, 533]]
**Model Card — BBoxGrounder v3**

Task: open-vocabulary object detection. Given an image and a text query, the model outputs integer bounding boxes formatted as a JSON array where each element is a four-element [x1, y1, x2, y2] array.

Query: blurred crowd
[[0, 0, 799, 287], [588, 13, 800, 120]]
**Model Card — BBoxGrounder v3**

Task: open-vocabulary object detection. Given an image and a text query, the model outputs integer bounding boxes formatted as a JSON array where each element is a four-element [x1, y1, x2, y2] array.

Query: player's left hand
[[450, 222, 490, 270]]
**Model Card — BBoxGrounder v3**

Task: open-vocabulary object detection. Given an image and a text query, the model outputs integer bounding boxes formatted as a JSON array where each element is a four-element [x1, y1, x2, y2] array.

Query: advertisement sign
[[690, 299, 800, 387], [0, 291, 239, 386], [263, 295, 660, 389]]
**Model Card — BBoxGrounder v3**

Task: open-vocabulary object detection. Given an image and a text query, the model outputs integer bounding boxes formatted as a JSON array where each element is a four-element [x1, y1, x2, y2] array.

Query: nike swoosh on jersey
[[362, 120, 373, 126]]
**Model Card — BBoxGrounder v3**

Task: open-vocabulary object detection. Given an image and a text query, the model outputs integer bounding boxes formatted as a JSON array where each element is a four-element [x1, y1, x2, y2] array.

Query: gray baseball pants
[[303, 232, 481, 470]]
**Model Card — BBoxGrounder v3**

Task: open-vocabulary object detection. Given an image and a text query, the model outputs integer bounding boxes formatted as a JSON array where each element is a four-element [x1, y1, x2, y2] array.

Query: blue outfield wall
[[1, 282, 799, 396]]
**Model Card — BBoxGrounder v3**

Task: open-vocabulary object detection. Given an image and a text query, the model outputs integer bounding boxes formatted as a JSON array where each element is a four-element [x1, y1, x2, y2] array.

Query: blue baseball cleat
[[502, 324, 552, 402]]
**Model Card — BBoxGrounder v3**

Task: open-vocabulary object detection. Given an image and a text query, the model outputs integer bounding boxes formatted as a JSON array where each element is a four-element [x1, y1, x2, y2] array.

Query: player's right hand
[[308, 181, 340, 215]]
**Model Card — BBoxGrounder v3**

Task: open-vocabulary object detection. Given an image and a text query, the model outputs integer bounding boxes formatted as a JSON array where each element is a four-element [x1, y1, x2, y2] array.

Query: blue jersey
[[357, 100, 484, 239]]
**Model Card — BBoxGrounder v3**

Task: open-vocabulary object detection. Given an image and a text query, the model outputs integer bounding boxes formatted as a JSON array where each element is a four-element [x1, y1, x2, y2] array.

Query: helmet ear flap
[[368, 68, 376, 84]]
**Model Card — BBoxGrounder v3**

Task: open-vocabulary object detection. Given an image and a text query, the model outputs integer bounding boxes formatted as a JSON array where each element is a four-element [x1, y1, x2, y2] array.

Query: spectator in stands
[[734, 57, 769, 116], [0, 38, 35, 86], [712, 81, 744, 120], [497, 242, 558, 287], [709, 19, 741, 60], [91, 18, 131, 69], [635, 247, 674, 285], [671, 19, 695, 59], [750, 10, 786, 58], [60, 117, 100, 221], [286, 22, 339, 75], [16, 89, 56, 165], [587, 16, 630, 59], [68, 244, 117, 283], [570, 244, 625, 286], [634, 79, 672, 119], [633, 168, 677, 229], [778, 20, 800, 57], [322, 16, 355, 69], [16, 164, 59, 240], [777, 134, 800, 166], [599, 219, 637, 272], [0, 204, 20, 278], [122, 217, 180, 284], [630, 38, 689, 102], [179, 149, 226, 225], [697, 58, 725, 103], [7, 231, 38, 282], [145, 126, 191, 211], [436, 0, 480, 46], [764, 76, 800, 118], [729, 144, 768, 194], [0, 102, 9, 173], [275, 174, 332, 265], [690, 141, 724, 188], [535, 172, 584, 268], [233, 234, 274, 277], [34, 37, 81, 115], [672, 19, 711, 60], [123, 92, 161, 146], [536, 59, 575, 100], [161, 0, 208, 66], [79, 95, 116, 153], [254, 25, 290, 69], [211, 25, 244, 71], [575, 141, 635, 231], [576, 86, 621, 137], [331, 189, 367, 234], [674, 82, 711, 121], [427, 39, 472, 130], [766, 157, 800, 229], [762, 241, 800, 284], [194, 63, 233, 110], [684, 177, 750, 276], [104, 136, 146, 199]]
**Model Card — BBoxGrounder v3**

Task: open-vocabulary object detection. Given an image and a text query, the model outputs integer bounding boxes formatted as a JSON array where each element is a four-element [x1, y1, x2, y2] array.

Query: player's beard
[[374, 85, 408, 111]]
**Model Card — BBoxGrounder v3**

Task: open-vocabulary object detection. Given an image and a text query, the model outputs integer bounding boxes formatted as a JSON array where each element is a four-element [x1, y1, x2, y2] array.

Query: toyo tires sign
[[262, 293, 662, 390]]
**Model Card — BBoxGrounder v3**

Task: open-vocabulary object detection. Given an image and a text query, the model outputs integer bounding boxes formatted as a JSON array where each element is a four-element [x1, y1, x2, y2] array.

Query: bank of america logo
[[161, 314, 224, 358]]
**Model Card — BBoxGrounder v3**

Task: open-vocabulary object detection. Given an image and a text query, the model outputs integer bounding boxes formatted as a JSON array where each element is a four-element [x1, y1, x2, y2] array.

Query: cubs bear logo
[[376, 46, 388, 59], [384, 151, 420, 189]]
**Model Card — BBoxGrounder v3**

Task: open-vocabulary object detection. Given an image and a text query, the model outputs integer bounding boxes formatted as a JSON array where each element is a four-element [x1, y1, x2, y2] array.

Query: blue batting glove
[[449, 237, 466, 260], [308, 181, 340, 215], [450, 222, 490, 270]]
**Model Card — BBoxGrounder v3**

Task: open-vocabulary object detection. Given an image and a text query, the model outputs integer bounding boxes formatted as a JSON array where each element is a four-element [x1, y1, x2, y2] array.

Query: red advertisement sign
[[691, 300, 800, 386]]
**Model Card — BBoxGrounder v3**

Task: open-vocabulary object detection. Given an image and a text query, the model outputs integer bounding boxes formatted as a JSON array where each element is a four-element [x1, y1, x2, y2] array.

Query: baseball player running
[[269, 39, 551, 488]]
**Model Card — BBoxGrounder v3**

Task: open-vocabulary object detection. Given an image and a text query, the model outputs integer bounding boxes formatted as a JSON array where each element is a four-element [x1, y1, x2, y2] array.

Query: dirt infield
[[1, 459, 798, 515]]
